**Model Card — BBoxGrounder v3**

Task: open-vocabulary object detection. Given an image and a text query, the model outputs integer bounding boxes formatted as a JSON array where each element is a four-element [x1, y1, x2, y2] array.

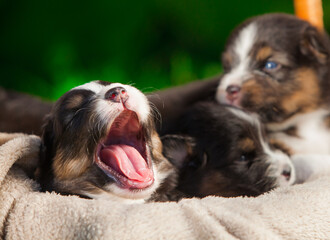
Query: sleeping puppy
[[38, 80, 175, 203], [162, 102, 295, 198], [216, 13, 330, 158]]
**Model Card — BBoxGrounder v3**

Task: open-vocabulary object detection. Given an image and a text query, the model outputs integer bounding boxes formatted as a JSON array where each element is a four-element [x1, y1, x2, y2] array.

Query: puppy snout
[[226, 85, 241, 102], [281, 164, 292, 181], [273, 152, 296, 186], [105, 87, 129, 103], [226, 85, 241, 95]]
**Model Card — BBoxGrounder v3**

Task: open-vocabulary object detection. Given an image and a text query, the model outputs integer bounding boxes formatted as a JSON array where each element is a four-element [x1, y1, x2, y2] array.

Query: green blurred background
[[1, 0, 330, 100]]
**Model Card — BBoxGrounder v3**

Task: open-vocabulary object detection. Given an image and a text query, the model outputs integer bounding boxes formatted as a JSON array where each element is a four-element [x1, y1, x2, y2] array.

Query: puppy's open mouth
[[95, 110, 154, 190]]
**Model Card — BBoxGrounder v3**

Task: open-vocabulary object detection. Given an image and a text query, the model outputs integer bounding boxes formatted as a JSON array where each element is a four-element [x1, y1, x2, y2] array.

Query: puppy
[[38, 80, 175, 203], [162, 102, 295, 198], [216, 13, 330, 158]]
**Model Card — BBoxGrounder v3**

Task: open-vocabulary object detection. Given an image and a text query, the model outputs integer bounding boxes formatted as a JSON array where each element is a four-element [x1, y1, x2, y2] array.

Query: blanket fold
[[0, 132, 329, 240]]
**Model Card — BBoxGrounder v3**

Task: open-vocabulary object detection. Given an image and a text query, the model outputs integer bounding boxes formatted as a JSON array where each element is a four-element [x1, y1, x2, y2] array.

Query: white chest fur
[[267, 109, 330, 155]]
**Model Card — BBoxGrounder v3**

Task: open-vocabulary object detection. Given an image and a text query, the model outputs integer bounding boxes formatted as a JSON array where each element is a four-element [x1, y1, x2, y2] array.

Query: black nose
[[105, 87, 129, 103], [226, 85, 241, 95]]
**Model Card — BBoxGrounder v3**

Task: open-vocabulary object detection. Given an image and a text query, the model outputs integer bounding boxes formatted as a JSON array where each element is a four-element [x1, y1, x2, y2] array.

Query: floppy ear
[[300, 26, 329, 64], [161, 135, 196, 169], [36, 113, 57, 182], [41, 114, 57, 155]]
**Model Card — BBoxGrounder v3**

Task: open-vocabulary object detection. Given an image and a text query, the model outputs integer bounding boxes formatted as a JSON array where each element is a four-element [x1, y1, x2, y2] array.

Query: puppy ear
[[41, 114, 56, 150], [161, 135, 196, 169], [35, 114, 55, 180], [300, 26, 328, 64]]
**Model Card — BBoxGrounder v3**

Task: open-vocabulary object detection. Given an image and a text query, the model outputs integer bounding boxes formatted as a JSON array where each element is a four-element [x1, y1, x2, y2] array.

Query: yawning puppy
[[38, 81, 175, 202], [162, 102, 295, 198], [216, 13, 330, 156]]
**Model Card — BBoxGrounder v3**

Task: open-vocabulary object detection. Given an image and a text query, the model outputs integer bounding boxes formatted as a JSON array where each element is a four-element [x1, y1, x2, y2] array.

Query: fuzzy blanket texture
[[0, 132, 329, 240]]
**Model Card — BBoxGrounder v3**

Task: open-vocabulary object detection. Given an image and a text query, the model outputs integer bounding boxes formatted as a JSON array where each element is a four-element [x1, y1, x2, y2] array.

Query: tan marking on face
[[271, 52, 291, 66], [280, 68, 321, 114], [66, 95, 84, 109], [242, 80, 265, 106], [151, 131, 163, 159], [151, 131, 173, 175], [256, 46, 272, 62], [238, 138, 255, 152], [269, 139, 293, 156], [53, 152, 91, 180], [254, 45, 290, 66], [242, 79, 278, 107]]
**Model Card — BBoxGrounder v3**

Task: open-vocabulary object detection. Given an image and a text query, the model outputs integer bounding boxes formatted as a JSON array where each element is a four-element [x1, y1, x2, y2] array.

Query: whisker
[[151, 105, 162, 127], [140, 86, 161, 93]]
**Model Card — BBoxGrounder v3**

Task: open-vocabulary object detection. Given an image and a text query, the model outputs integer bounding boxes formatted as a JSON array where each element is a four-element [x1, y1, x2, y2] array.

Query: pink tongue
[[100, 144, 153, 182]]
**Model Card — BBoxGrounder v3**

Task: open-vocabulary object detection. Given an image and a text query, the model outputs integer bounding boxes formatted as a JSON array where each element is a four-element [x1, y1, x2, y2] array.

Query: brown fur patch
[[253, 45, 290, 65], [53, 152, 91, 180], [242, 80, 264, 107], [238, 138, 255, 152], [242, 79, 278, 107], [280, 68, 320, 114], [271, 52, 291, 66], [151, 131, 163, 160], [256, 46, 272, 62], [151, 131, 173, 174], [269, 139, 293, 156]]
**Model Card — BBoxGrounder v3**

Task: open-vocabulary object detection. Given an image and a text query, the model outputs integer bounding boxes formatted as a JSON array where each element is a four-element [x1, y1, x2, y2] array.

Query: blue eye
[[264, 61, 279, 70]]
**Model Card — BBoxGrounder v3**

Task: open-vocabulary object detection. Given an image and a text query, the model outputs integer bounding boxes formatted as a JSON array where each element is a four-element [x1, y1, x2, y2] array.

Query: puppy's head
[[162, 102, 295, 198], [39, 81, 171, 202], [216, 13, 330, 124]]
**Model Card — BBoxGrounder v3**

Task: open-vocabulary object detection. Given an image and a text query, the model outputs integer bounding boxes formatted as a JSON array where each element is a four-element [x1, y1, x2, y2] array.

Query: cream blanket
[[0, 132, 329, 240]]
